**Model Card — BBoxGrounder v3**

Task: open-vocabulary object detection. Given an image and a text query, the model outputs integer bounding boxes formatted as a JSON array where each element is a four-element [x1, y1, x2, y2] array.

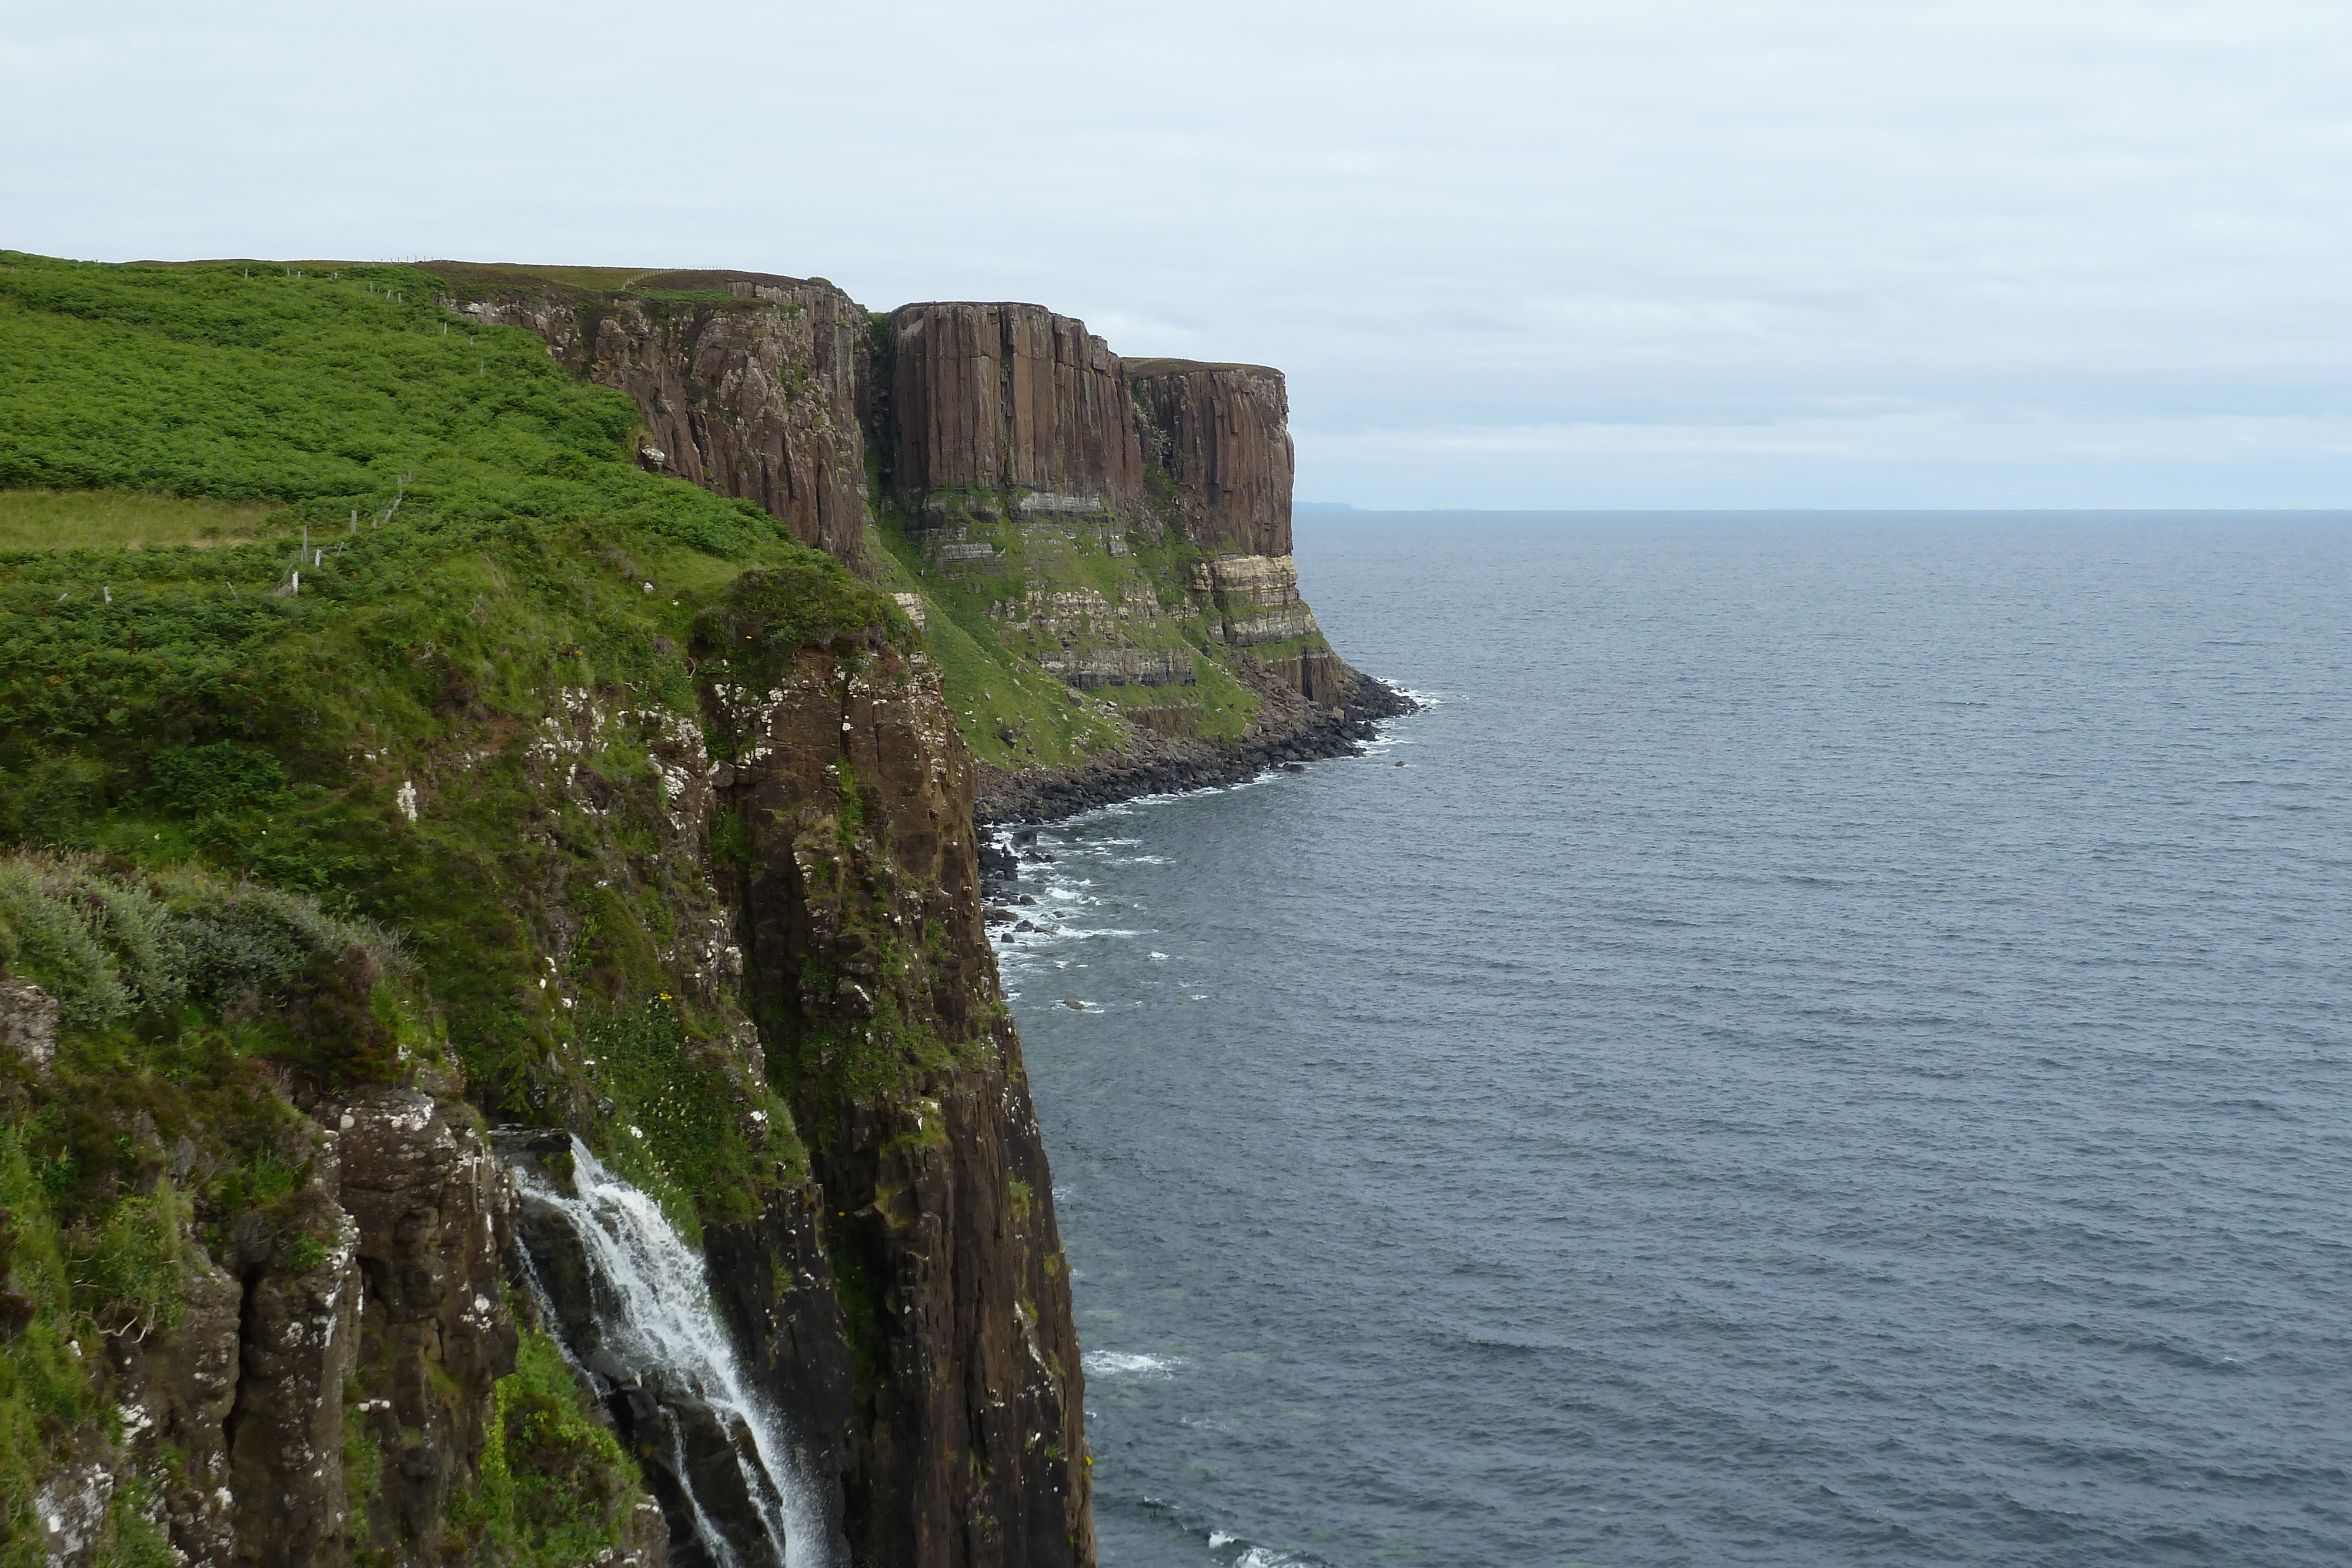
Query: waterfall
[[504, 1136, 838, 1568]]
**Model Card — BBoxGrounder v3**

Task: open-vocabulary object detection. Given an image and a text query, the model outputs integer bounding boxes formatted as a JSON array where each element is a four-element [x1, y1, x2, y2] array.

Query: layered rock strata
[[994, 588, 1199, 691], [1190, 554, 1351, 704]]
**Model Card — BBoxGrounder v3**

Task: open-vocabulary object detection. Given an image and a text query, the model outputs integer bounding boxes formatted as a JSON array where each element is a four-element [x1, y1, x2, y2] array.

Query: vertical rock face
[[1121, 361, 1365, 707], [220, 1215, 359, 1568], [445, 266, 1381, 738], [1127, 360, 1294, 557], [96, 1081, 524, 1568], [700, 621, 1092, 1568], [702, 1187, 858, 1514], [442, 269, 872, 569], [12, 255, 1127, 1568], [886, 303, 1143, 509], [108, 1237, 249, 1564], [339, 1087, 524, 1562]]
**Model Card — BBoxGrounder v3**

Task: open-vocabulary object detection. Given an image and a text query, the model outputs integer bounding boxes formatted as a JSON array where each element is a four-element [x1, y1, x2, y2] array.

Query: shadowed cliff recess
[[432, 266, 1414, 822]]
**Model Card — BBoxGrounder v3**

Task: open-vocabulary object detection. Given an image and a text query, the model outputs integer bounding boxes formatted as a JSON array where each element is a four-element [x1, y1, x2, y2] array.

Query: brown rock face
[[433, 262, 1380, 727], [222, 1231, 358, 1568], [101, 1083, 524, 1568], [699, 621, 1093, 1568], [1127, 360, 1294, 556], [887, 303, 1142, 509], [703, 1187, 858, 1511], [107, 1246, 246, 1563], [441, 269, 872, 569], [338, 1087, 523, 1561]]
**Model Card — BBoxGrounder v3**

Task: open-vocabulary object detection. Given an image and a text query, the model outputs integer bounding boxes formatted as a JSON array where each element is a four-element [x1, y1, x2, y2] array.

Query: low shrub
[[449, 1329, 640, 1568], [0, 851, 400, 1032]]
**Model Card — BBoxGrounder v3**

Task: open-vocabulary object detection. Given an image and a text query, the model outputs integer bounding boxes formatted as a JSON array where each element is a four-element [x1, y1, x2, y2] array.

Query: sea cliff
[[0, 248, 1396, 1567], [430, 269, 1411, 823]]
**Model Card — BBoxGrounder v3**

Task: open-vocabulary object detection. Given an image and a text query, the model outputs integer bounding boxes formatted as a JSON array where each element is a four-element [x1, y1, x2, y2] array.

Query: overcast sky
[[8, 0, 2350, 507]]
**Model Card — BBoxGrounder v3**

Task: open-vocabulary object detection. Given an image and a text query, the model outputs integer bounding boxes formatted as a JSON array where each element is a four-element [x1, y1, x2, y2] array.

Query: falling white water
[[511, 1139, 836, 1568]]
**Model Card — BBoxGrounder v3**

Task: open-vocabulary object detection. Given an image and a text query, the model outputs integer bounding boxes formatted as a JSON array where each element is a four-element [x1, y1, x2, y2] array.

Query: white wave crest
[[1082, 1350, 1182, 1378]]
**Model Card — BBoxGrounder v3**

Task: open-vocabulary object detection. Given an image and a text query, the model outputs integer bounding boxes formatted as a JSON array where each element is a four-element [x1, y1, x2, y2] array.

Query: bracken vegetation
[[0, 854, 433, 1560], [0, 250, 889, 1125]]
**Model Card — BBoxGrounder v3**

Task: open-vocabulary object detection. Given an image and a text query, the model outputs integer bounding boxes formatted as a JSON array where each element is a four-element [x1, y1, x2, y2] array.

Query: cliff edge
[[422, 270, 1411, 825], [0, 253, 1090, 1567], [0, 248, 1405, 1568]]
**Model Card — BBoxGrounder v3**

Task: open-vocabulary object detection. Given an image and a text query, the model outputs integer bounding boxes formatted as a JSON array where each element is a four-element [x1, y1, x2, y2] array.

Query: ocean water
[[998, 513, 2352, 1568]]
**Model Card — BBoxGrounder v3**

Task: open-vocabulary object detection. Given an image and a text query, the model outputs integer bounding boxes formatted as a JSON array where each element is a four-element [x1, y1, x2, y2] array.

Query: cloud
[[7, 0, 2350, 505]]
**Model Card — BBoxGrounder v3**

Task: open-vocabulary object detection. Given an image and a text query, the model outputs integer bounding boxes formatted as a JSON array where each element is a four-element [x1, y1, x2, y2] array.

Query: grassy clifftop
[[0, 248, 918, 1561], [0, 252, 1106, 1568], [0, 251, 901, 1186]]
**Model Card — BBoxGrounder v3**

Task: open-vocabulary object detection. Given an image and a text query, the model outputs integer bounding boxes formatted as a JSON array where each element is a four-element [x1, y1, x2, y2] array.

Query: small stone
[[0, 978, 59, 1070]]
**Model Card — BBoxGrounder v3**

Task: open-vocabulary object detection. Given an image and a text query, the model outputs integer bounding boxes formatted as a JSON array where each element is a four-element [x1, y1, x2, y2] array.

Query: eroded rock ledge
[[973, 657, 1415, 825]]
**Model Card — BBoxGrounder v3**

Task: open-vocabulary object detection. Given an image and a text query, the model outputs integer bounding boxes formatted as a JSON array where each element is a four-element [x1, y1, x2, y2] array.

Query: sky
[[7, 0, 2351, 509]]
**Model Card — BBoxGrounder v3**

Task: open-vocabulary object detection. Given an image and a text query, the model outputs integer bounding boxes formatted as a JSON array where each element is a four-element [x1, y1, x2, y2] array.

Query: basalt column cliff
[[429, 268, 1409, 822], [1126, 358, 1349, 707], [874, 303, 1409, 817]]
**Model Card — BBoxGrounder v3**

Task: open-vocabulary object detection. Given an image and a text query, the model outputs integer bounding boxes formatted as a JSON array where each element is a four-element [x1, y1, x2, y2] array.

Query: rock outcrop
[[884, 303, 1143, 514], [1190, 554, 1351, 703], [700, 610, 1093, 1568], [438, 267, 872, 569], [1127, 360, 1295, 557], [338, 1087, 523, 1562], [49, 1054, 548, 1568], [0, 974, 56, 1068]]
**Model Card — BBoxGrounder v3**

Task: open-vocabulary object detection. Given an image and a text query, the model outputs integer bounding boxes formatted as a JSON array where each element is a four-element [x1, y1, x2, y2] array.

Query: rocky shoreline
[[974, 652, 1416, 831]]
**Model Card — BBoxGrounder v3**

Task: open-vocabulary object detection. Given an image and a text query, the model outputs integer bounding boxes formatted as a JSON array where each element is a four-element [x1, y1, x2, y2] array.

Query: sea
[[995, 512, 2352, 1568]]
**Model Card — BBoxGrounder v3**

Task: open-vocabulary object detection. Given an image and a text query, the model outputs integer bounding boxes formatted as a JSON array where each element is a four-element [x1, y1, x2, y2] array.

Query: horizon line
[[1294, 505, 2352, 515]]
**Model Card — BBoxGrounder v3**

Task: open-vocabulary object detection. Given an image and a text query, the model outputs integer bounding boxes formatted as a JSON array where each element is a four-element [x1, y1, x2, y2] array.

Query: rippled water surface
[[999, 513, 2352, 1568]]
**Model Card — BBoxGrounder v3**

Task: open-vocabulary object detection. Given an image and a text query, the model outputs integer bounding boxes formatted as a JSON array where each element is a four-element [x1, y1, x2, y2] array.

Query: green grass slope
[[868, 494, 1262, 768], [0, 248, 925, 1557], [0, 251, 894, 1189]]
